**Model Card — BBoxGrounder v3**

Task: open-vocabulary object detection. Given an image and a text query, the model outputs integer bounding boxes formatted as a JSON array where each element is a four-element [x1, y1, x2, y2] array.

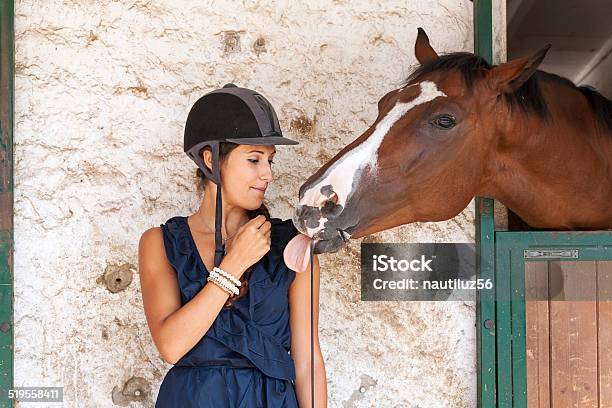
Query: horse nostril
[[295, 205, 309, 223], [317, 192, 338, 208], [320, 195, 343, 217], [328, 192, 338, 205], [296, 204, 325, 229]]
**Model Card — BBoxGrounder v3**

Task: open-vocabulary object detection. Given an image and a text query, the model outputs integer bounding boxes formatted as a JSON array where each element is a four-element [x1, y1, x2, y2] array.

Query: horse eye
[[432, 114, 456, 129]]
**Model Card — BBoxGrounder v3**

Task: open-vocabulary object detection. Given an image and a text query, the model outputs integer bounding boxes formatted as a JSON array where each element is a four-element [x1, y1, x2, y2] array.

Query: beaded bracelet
[[209, 270, 237, 293], [212, 266, 241, 287], [207, 274, 236, 297], [207, 271, 239, 296]]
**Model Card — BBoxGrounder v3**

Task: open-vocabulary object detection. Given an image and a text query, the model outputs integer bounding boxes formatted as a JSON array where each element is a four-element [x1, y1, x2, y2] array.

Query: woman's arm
[[138, 227, 246, 364], [289, 253, 328, 407]]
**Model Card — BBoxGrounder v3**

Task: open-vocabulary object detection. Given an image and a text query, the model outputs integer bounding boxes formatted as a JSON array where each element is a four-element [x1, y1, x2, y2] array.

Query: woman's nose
[[261, 163, 273, 181]]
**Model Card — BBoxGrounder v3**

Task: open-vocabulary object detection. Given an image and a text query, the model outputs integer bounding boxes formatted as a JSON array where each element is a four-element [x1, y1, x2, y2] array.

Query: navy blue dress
[[155, 216, 301, 408]]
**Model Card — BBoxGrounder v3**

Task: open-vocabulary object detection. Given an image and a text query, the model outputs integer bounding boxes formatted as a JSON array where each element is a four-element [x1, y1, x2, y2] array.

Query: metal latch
[[523, 249, 579, 259]]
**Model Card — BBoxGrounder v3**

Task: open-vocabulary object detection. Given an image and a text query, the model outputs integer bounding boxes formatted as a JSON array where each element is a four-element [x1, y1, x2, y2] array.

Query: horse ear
[[415, 27, 439, 64], [487, 44, 551, 94]]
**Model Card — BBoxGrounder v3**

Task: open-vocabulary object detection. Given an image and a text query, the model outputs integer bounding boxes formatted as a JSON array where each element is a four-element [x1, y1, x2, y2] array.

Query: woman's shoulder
[[136, 217, 187, 251], [143, 216, 193, 264], [139, 226, 163, 251], [159, 215, 186, 229], [138, 225, 174, 278], [157, 215, 190, 241]]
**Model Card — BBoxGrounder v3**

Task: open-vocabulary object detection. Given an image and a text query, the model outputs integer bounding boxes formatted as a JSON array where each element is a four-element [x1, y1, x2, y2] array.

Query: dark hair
[[195, 141, 271, 308]]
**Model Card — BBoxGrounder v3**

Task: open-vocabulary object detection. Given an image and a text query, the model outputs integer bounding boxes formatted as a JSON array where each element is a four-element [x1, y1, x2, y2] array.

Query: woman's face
[[205, 144, 276, 210]]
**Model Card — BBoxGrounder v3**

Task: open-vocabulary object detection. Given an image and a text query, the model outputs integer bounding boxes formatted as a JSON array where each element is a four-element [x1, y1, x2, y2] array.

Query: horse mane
[[404, 52, 612, 132]]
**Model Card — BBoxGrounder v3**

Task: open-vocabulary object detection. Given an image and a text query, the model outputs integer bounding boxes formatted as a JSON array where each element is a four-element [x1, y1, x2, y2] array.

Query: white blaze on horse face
[[299, 81, 447, 231], [305, 217, 328, 238]]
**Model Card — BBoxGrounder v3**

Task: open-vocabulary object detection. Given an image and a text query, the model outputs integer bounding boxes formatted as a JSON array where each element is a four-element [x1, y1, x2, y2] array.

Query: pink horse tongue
[[283, 233, 315, 273]]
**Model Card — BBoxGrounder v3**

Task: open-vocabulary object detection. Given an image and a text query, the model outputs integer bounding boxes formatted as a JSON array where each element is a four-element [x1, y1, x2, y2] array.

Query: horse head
[[292, 28, 611, 255]]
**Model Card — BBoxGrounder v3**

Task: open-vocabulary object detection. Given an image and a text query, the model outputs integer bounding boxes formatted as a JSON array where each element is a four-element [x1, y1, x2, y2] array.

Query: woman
[[138, 84, 328, 407]]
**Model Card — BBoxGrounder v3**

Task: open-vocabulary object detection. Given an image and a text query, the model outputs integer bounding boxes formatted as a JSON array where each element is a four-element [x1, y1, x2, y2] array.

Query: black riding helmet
[[184, 83, 299, 268]]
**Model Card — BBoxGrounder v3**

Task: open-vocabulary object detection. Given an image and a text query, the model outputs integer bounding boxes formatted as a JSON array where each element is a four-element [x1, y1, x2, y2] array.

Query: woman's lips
[[251, 187, 266, 194]]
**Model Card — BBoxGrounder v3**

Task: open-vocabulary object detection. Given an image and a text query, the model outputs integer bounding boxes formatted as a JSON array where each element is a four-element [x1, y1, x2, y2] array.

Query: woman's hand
[[223, 215, 271, 276]]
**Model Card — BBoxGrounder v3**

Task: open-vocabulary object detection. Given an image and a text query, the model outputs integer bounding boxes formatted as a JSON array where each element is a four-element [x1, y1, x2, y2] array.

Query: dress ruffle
[[158, 216, 300, 381], [160, 217, 205, 303], [207, 308, 296, 380]]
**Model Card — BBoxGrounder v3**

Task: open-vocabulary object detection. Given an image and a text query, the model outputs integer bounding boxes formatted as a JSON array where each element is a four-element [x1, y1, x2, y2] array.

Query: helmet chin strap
[[214, 181, 224, 268], [211, 142, 224, 268]]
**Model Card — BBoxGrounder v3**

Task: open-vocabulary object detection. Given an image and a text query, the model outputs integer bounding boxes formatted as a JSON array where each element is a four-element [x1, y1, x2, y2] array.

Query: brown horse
[[292, 28, 612, 254]]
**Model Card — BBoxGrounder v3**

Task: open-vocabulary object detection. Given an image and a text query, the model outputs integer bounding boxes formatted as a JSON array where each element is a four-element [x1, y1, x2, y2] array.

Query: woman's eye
[[248, 159, 275, 164], [431, 114, 457, 129]]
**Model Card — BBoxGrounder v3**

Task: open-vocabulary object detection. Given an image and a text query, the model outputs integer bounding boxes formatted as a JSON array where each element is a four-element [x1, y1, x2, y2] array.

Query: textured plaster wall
[[13, 1, 505, 406]]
